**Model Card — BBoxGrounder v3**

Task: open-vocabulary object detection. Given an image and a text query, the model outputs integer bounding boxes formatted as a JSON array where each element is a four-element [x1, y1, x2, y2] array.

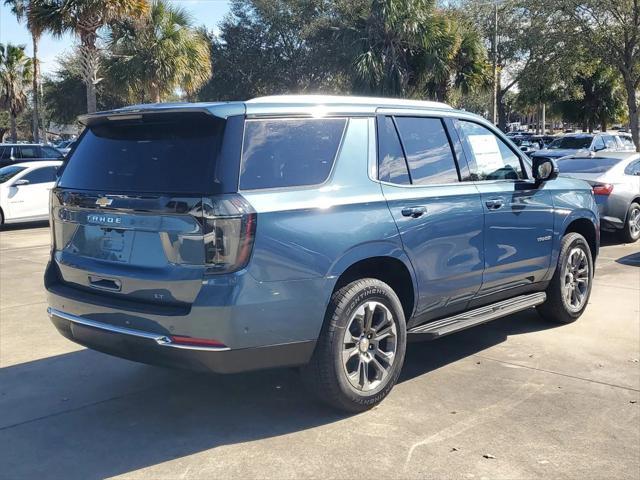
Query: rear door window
[[22, 166, 58, 184], [57, 114, 226, 194], [240, 118, 346, 190], [603, 135, 618, 149], [41, 146, 63, 159], [378, 116, 410, 185], [17, 146, 41, 159], [394, 117, 459, 185]]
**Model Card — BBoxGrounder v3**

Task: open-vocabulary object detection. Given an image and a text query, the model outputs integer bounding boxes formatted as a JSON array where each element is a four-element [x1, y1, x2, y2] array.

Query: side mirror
[[532, 157, 558, 184], [13, 179, 29, 186], [519, 146, 529, 152]]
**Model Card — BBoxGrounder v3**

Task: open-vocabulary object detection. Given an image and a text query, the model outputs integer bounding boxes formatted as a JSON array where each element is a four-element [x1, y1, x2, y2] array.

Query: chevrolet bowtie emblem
[[95, 197, 113, 208]]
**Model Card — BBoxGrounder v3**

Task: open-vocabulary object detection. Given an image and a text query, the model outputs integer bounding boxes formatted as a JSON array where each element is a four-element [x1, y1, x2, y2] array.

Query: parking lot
[[0, 223, 638, 480]]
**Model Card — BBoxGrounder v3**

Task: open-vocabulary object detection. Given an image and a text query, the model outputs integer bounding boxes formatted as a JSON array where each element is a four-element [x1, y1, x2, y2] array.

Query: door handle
[[485, 198, 505, 210], [401, 206, 427, 218]]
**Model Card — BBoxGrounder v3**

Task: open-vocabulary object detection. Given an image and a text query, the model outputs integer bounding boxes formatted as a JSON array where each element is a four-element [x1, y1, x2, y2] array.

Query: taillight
[[202, 194, 256, 274], [592, 183, 614, 195]]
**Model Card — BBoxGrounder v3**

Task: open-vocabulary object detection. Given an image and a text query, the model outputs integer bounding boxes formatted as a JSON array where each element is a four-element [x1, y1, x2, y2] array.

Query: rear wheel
[[620, 202, 640, 243], [538, 232, 593, 324], [302, 278, 407, 412]]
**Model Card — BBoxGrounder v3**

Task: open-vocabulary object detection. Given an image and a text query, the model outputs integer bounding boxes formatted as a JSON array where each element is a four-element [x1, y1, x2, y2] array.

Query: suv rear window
[[58, 114, 225, 194], [240, 118, 346, 190]]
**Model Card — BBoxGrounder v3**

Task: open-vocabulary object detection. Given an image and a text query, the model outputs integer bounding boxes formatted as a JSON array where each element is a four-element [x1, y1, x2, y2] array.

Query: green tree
[[29, 0, 148, 113], [0, 43, 33, 142], [553, 0, 640, 150], [555, 64, 626, 132], [332, 0, 487, 101], [197, 0, 344, 101], [107, 0, 211, 103], [4, 0, 44, 142]]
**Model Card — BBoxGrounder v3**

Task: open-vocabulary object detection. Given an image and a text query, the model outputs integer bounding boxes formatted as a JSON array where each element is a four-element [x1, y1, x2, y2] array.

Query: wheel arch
[[563, 215, 598, 261], [328, 244, 418, 322]]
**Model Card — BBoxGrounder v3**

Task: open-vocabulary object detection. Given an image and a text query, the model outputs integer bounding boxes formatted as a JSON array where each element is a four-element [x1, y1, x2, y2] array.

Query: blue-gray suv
[[46, 95, 600, 412]]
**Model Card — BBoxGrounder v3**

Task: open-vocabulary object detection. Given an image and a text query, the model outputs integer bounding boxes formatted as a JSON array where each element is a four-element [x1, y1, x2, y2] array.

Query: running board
[[407, 292, 547, 339]]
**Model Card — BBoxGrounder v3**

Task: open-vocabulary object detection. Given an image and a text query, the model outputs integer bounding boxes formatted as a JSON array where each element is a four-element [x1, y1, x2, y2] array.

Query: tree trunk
[[623, 75, 640, 152], [32, 34, 40, 143], [497, 88, 507, 132], [601, 118, 608, 132], [10, 113, 17, 143], [78, 35, 99, 113], [86, 81, 97, 113], [150, 84, 161, 103]]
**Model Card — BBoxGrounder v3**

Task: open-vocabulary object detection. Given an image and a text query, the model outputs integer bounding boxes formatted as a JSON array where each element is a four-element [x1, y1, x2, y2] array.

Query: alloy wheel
[[562, 247, 590, 312], [629, 206, 640, 239], [342, 301, 397, 392]]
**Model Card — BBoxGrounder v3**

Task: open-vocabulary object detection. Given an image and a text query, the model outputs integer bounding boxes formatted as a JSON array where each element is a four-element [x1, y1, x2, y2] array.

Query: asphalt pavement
[[0, 223, 638, 479]]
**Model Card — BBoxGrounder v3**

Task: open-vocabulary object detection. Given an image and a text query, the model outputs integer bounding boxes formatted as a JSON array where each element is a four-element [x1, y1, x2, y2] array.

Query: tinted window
[[619, 135, 635, 148], [593, 136, 605, 150], [58, 114, 226, 194], [240, 118, 346, 190], [459, 121, 523, 180], [22, 166, 58, 184], [549, 136, 593, 150], [557, 157, 621, 173], [378, 116, 410, 184], [0, 165, 27, 183], [41, 146, 63, 159], [17, 146, 40, 159], [624, 160, 640, 175], [0, 147, 9, 160], [394, 117, 458, 185], [603, 135, 617, 149]]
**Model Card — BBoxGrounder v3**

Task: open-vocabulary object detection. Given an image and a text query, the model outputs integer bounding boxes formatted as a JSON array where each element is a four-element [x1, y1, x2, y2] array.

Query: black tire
[[0, 208, 4, 226], [302, 278, 407, 412], [538, 232, 593, 324], [620, 202, 640, 243]]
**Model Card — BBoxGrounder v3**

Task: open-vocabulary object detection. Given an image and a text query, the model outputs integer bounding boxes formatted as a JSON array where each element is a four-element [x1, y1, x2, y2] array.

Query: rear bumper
[[48, 307, 314, 374]]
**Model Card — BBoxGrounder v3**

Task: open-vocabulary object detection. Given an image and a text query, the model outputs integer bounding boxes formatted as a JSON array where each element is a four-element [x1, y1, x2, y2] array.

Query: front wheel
[[302, 278, 407, 412], [620, 202, 640, 243], [538, 232, 593, 324]]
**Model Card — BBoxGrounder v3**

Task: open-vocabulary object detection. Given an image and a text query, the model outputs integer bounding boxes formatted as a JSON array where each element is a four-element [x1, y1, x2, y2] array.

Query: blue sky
[[0, 0, 231, 75]]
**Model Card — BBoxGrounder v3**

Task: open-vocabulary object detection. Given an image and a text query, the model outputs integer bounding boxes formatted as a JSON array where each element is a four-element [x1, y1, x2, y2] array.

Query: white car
[[0, 161, 62, 225]]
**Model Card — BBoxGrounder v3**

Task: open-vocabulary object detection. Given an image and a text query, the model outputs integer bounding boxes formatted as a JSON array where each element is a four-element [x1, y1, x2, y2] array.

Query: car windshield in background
[[0, 165, 27, 183], [548, 137, 592, 149], [57, 114, 225, 194], [557, 157, 621, 173]]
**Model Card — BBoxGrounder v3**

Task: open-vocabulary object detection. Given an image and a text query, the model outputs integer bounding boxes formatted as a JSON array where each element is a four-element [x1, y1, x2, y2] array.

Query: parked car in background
[[0, 161, 62, 225], [46, 96, 599, 412], [531, 132, 625, 161], [55, 140, 76, 156], [531, 135, 557, 149], [558, 152, 640, 242], [0, 143, 64, 168], [511, 136, 540, 157]]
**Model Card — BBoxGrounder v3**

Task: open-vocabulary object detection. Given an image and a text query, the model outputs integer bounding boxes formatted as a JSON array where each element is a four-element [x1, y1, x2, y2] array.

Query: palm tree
[[4, 0, 44, 142], [107, 0, 212, 103], [334, 0, 487, 102], [29, 0, 149, 113], [421, 16, 489, 103], [0, 44, 33, 142]]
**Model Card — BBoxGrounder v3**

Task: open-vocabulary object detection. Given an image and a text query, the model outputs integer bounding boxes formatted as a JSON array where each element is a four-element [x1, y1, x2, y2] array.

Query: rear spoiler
[[78, 103, 246, 127]]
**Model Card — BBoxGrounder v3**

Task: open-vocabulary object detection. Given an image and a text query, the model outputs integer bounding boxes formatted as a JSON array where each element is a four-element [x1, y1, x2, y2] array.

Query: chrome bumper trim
[[47, 307, 230, 352]]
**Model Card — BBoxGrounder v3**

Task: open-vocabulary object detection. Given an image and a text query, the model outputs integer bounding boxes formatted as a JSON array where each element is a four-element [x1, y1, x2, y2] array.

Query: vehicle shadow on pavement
[[0, 309, 556, 479], [615, 252, 640, 267]]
